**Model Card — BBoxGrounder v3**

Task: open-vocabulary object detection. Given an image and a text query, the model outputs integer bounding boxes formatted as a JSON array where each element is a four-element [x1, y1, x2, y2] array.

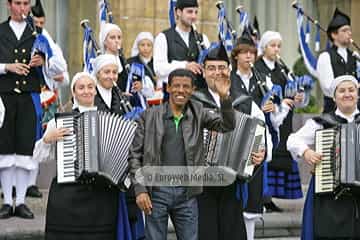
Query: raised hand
[[214, 70, 231, 99]]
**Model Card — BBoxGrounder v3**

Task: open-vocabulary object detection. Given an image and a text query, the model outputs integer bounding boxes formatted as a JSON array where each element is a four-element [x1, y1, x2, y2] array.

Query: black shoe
[[13, 204, 34, 219], [1, 186, 16, 199], [264, 201, 283, 213], [26, 185, 42, 198], [0, 204, 13, 219]]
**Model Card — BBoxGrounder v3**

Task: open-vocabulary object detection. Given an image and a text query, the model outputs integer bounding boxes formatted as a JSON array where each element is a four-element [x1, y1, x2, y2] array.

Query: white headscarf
[[258, 31, 282, 56], [71, 72, 97, 109], [131, 32, 154, 57], [331, 75, 358, 96], [91, 54, 119, 78], [99, 23, 122, 53]]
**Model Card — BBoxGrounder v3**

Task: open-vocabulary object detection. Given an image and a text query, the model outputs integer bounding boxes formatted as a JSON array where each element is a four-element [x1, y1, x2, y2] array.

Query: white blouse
[[287, 108, 359, 161]]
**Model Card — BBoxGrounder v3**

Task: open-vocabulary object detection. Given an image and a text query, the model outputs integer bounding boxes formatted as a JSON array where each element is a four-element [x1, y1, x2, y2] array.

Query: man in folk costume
[[317, 8, 358, 113], [287, 75, 360, 239], [153, 0, 210, 92], [22, 0, 70, 199], [192, 42, 248, 240], [0, 0, 44, 219]]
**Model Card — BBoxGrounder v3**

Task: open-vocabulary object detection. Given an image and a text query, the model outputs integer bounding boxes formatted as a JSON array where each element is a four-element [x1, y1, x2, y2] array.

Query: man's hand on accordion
[[251, 149, 266, 166], [303, 148, 322, 166], [136, 192, 152, 215], [43, 128, 71, 144]]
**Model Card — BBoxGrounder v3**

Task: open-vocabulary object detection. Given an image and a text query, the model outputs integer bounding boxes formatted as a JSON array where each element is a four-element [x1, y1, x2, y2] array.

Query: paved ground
[[0, 189, 305, 240]]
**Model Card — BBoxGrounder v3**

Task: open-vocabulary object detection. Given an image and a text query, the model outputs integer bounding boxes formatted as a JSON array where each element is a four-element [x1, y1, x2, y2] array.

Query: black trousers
[[0, 93, 36, 155], [198, 183, 247, 240]]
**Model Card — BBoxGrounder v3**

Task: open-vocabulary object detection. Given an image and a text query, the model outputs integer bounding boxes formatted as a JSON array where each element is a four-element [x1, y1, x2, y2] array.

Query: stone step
[[1, 190, 305, 239]]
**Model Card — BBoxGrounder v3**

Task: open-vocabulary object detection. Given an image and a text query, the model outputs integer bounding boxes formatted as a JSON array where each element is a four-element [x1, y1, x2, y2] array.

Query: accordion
[[203, 110, 265, 180], [55, 110, 137, 185], [315, 123, 360, 195]]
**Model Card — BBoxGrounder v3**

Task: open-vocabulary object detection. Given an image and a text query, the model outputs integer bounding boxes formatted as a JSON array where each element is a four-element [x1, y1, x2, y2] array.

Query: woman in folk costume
[[33, 72, 132, 240], [93, 54, 130, 115], [255, 31, 304, 212], [287, 75, 360, 239], [128, 32, 156, 99], [92, 53, 145, 240], [100, 23, 146, 109]]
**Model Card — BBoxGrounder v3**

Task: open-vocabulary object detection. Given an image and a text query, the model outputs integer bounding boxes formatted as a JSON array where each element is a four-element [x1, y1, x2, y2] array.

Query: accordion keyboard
[[56, 115, 76, 183], [315, 128, 337, 193]]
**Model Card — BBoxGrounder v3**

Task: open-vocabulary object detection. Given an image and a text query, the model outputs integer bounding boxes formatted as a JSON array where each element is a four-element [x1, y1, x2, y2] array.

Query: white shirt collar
[[208, 88, 221, 107], [97, 85, 112, 109], [9, 20, 26, 40], [78, 105, 97, 113], [337, 47, 348, 63], [175, 26, 190, 47], [335, 108, 359, 122], [262, 57, 275, 70], [236, 70, 253, 91]]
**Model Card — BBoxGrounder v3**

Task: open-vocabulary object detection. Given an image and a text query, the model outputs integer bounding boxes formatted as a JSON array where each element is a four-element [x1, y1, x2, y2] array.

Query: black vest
[[255, 58, 293, 172], [94, 87, 126, 116], [323, 46, 358, 113], [230, 70, 263, 114], [0, 20, 42, 93], [163, 27, 206, 89]]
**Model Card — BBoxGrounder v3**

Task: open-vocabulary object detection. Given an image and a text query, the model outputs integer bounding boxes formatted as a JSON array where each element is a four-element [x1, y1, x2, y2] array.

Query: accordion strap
[[312, 113, 346, 128]]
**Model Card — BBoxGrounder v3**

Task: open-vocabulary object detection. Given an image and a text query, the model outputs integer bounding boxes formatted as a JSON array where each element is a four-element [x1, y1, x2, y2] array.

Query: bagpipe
[[80, 19, 133, 114], [276, 54, 314, 107], [292, 1, 360, 79], [23, 14, 66, 129]]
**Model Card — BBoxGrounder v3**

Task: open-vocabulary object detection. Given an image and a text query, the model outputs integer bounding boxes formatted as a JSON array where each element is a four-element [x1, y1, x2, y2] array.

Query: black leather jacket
[[128, 98, 235, 198]]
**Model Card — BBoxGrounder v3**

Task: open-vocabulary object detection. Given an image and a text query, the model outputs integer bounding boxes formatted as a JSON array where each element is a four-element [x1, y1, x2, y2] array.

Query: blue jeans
[[145, 186, 198, 240]]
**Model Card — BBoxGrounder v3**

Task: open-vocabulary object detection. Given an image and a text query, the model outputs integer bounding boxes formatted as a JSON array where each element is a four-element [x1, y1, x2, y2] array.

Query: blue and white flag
[[217, 5, 235, 56], [238, 7, 249, 29], [82, 25, 97, 73], [99, 0, 113, 27], [295, 5, 319, 79], [168, 0, 177, 28], [126, 63, 147, 109]]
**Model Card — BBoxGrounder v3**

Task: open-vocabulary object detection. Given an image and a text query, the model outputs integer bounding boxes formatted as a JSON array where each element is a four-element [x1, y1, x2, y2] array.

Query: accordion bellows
[[204, 110, 265, 180], [55, 110, 137, 185]]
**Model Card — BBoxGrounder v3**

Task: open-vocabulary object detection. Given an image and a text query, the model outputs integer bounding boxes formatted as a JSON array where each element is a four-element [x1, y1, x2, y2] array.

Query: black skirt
[[45, 178, 118, 240], [314, 193, 360, 239]]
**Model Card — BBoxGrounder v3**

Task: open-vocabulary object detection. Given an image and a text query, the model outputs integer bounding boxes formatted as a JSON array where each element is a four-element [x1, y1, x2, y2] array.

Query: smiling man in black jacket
[[128, 68, 235, 240]]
